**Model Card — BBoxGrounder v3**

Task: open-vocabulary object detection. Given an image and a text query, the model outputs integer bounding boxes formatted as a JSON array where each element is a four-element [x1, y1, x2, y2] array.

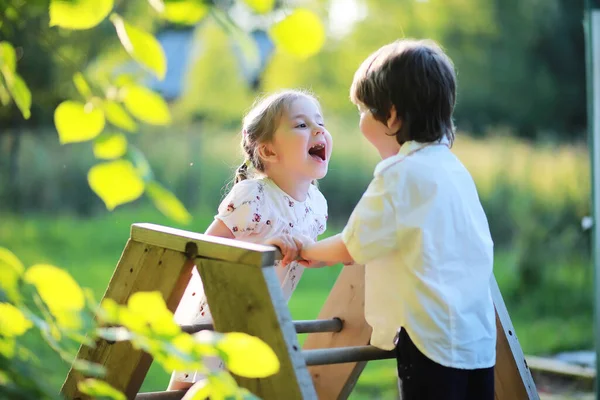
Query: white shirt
[[341, 139, 496, 369], [172, 177, 328, 383]]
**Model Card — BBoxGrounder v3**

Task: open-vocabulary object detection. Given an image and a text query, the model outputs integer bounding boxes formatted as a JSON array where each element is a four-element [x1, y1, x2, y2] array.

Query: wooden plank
[[492, 277, 540, 400], [196, 258, 317, 399], [302, 264, 372, 400], [526, 355, 595, 380], [131, 223, 275, 267], [61, 240, 194, 400]]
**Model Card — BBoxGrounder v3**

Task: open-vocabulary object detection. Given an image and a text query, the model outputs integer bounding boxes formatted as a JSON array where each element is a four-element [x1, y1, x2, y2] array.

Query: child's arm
[[300, 234, 354, 266], [204, 219, 235, 239]]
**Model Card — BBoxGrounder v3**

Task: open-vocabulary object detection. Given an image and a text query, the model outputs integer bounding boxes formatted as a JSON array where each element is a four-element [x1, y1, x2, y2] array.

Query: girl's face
[[266, 96, 333, 182]]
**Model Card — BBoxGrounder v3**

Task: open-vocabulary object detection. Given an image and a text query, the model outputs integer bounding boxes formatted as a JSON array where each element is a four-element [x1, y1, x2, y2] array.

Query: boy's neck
[[265, 170, 311, 202], [378, 141, 402, 159]]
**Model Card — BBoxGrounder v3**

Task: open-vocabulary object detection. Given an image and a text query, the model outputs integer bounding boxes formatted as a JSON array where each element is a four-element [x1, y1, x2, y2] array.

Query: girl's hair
[[234, 89, 320, 184]]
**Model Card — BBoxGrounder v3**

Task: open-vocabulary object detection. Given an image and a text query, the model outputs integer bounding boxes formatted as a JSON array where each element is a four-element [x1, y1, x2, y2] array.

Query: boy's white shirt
[[341, 137, 497, 369]]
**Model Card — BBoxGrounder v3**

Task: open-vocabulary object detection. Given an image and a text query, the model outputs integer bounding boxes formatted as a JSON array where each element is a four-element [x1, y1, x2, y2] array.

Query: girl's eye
[[295, 123, 307, 128], [318, 123, 325, 127]]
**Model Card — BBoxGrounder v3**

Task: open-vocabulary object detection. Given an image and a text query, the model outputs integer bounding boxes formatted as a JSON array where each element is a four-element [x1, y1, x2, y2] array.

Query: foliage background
[[0, 0, 594, 398]]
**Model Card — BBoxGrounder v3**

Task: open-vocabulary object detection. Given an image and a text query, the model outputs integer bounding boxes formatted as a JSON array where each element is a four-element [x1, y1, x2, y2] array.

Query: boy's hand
[[265, 235, 303, 267]]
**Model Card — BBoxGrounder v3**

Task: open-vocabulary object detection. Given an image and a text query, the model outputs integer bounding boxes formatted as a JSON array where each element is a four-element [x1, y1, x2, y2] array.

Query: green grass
[[1, 203, 592, 399]]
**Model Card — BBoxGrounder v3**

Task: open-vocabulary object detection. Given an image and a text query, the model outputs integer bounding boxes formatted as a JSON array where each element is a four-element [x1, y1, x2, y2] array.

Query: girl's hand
[[265, 235, 303, 266]]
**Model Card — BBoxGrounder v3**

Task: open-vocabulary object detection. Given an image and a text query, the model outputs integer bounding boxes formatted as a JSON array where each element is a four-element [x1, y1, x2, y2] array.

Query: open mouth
[[308, 143, 327, 162]]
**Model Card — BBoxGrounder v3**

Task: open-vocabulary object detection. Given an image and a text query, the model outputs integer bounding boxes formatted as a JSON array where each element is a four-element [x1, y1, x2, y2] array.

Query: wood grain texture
[[131, 223, 275, 267], [197, 259, 317, 399], [302, 264, 372, 400], [61, 240, 193, 400]]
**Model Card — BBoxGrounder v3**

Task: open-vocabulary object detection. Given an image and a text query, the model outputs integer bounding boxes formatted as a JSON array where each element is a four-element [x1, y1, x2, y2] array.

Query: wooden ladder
[[61, 223, 539, 400]]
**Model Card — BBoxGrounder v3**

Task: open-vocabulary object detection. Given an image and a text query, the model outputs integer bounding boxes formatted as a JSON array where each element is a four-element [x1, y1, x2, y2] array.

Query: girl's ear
[[257, 143, 278, 165], [386, 105, 402, 133]]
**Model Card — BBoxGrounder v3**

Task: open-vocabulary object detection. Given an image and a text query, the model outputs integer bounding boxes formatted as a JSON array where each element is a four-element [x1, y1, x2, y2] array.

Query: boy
[[298, 39, 496, 399]]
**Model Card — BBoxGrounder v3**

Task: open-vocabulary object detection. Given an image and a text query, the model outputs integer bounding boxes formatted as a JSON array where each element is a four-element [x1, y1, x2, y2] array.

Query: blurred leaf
[[147, 0, 165, 13], [218, 332, 279, 378], [127, 145, 154, 182], [5, 73, 31, 119], [110, 14, 166, 80], [103, 100, 137, 132], [96, 327, 133, 342], [72, 359, 107, 378], [24, 264, 85, 330], [73, 72, 92, 99], [0, 78, 10, 106], [146, 181, 192, 224], [122, 84, 171, 125], [206, 372, 238, 399], [127, 291, 180, 336], [270, 9, 325, 59], [49, 0, 114, 30], [0, 41, 16, 72], [243, 0, 275, 14], [94, 133, 128, 160], [181, 379, 211, 400], [0, 303, 33, 337], [0, 247, 24, 303], [54, 101, 105, 144], [0, 337, 16, 358], [88, 160, 145, 210], [162, 0, 210, 25], [77, 378, 126, 400]]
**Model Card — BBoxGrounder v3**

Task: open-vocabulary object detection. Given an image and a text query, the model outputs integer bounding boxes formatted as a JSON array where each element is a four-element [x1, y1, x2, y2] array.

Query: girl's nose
[[313, 127, 323, 136]]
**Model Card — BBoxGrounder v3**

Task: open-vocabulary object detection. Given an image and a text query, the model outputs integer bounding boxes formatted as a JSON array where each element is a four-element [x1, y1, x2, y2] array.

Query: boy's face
[[357, 102, 401, 159]]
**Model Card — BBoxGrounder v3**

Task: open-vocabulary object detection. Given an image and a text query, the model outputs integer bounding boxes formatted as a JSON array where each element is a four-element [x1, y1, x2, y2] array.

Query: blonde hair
[[235, 89, 320, 184]]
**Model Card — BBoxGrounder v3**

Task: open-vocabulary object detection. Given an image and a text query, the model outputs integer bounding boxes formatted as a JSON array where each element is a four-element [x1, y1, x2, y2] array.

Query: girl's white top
[[342, 138, 496, 369], [172, 177, 328, 383]]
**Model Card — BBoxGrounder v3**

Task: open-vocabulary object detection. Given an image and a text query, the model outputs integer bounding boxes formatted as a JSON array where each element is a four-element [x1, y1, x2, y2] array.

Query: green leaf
[[0, 78, 10, 106], [127, 145, 154, 182], [77, 379, 126, 400], [24, 264, 85, 330], [0, 41, 16, 72], [146, 181, 192, 224], [243, 0, 275, 14], [87, 160, 145, 210], [0, 303, 33, 337], [73, 72, 92, 99], [49, 0, 114, 30], [269, 8, 325, 59], [161, 0, 210, 25], [110, 14, 166, 80], [96, 327, 133, 342], [94, 133, 128, 160], [103, 100, 137, 132], [218, 332, 280, 378], [7, 73, 31, 119], [122, 84, 171, 125], [0, 247, 24, 303], [55, 101, 105, 144], [72, 359, 107, 378]]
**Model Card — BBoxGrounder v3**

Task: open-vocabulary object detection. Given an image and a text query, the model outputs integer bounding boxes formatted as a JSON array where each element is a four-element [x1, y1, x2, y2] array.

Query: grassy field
[[0, 125, 594, 398]]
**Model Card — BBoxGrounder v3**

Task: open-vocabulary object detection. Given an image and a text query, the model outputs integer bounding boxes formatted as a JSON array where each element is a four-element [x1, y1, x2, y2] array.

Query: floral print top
[[172, 177, 328, 383]]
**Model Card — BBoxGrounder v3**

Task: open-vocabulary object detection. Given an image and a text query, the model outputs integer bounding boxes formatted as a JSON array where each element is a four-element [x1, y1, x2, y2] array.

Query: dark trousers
[[395, 329, 495, 400]]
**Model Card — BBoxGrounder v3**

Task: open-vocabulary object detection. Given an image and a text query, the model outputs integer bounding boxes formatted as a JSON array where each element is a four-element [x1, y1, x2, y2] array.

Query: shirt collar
[[373, 136, 450, 177]]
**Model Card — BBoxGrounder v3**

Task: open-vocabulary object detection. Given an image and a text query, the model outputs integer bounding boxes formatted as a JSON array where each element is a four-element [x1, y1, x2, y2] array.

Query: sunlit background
[[0, 0, 593, 398]]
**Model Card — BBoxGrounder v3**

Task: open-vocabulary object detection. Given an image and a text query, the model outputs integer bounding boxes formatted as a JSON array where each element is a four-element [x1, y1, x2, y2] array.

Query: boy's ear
[[386, 105, 402, 133], [257, 143, 278, 164]]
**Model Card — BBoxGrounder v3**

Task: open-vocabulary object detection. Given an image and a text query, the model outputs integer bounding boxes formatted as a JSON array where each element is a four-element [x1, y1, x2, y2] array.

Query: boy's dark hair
[[350, 39, 456, 145]]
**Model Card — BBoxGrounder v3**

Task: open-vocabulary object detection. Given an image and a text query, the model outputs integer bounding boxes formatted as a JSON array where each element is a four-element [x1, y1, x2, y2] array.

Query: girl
[[167, 89, 332, 390]]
